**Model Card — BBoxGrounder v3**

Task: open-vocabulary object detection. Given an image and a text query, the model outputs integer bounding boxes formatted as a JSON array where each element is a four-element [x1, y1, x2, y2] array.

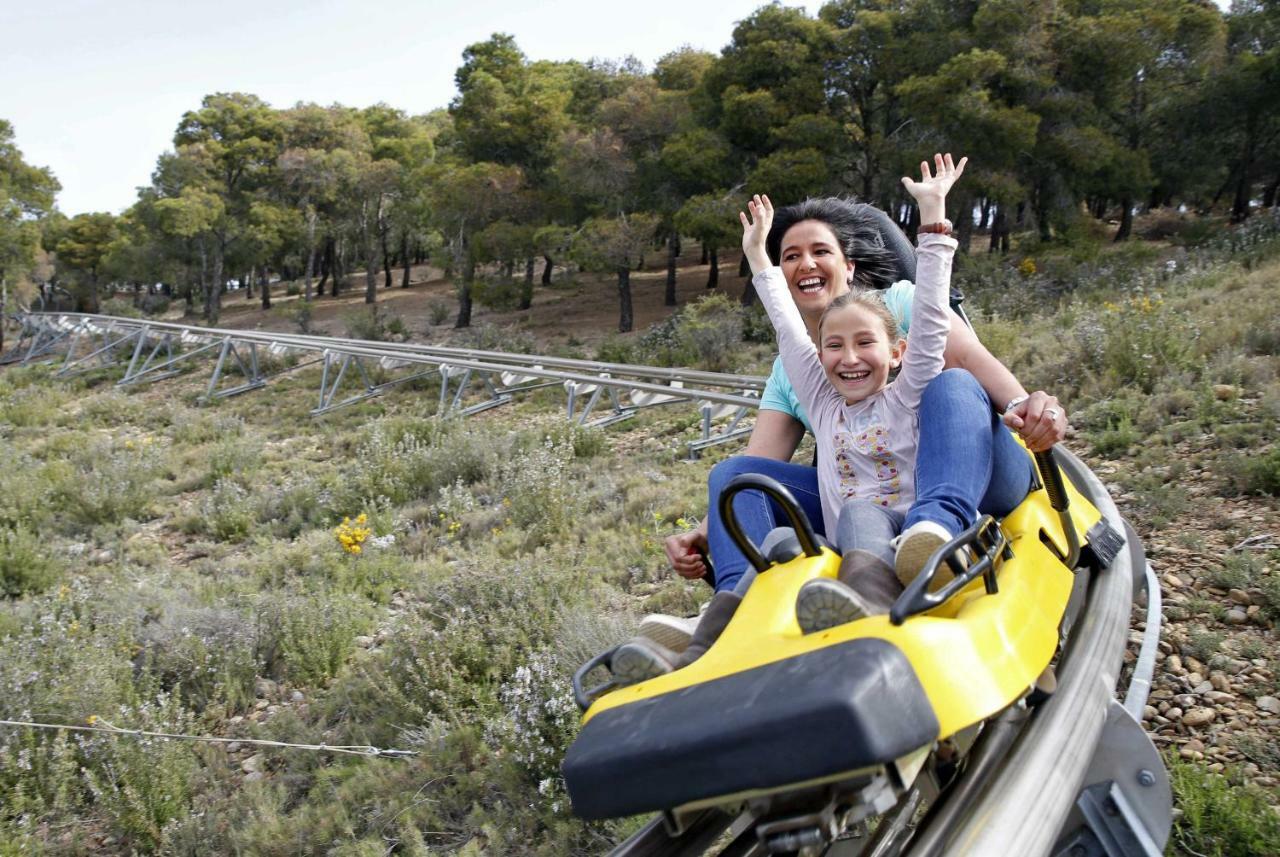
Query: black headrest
[[851, 203, 916, 285]]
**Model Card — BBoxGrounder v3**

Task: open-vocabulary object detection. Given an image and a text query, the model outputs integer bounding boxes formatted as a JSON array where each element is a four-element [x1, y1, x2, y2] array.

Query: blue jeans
[[706, 369, 1033, 593]]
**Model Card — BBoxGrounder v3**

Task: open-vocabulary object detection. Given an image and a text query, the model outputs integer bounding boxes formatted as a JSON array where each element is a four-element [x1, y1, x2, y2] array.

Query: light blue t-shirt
[[758, 280, 916, 433]]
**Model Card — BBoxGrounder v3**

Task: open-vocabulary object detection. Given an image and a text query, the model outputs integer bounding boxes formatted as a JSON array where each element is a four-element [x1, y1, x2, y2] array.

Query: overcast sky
[[2, 0, 803, 216]]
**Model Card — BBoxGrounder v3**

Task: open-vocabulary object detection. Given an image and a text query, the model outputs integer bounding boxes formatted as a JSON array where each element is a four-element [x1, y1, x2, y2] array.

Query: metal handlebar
[[718, 474, 824, 573]]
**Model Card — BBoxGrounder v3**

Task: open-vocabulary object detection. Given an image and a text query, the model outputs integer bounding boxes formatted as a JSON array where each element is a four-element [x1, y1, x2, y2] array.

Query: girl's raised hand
[[901, 153, 967, 225], [740, 194, 774, 274]]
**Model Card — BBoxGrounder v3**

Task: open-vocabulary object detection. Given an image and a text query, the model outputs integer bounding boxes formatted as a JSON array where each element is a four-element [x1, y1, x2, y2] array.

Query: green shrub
[[1207, 553, 1261, 591], [427, 298, 450, 326], [53, 437, 164, 527], [78, 693, 200, 848], [201, 478, 256, 541], [1225, 447, 1280, 497], [137, 603, 258, 713], [262, 592, 374, 686], [674, 293, 744, 372], [0, 525, 62, 597], [1183, 629, 1225, 663], [342, 306, 409, 342], [1169, 756, 1280, 857], [342, 417, 499, 506], [472, 276, 523, 311]]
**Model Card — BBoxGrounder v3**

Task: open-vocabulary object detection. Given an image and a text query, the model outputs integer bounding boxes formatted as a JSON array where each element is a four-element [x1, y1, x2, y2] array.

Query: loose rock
[[1182, 708, 1217, 727], [1256, 696, 1280, 715]]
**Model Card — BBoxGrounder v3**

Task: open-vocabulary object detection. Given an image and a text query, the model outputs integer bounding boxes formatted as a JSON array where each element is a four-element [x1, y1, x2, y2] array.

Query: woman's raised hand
[[901, 153, 967, 226], [740, 194, 774, 274]]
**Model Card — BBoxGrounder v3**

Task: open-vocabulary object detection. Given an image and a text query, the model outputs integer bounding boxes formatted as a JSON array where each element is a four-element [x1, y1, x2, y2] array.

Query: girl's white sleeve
[[753, 267, 840, 417], [893, 234, 958, 411]]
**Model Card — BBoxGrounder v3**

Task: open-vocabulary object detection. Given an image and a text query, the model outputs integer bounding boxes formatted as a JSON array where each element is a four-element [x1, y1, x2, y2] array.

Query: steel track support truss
[[202, 338, 266, 401], [56, 321, 136, 377], [566, 376, 636, 427], [1, 316, 59, 365], [437, 364, 512, 417], [313, 351, 436, 416], [686, 397, 757, 459]]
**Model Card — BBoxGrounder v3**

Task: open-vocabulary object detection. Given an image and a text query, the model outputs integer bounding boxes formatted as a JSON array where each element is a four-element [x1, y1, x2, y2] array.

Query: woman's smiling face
[[779, 219, 855, 315]]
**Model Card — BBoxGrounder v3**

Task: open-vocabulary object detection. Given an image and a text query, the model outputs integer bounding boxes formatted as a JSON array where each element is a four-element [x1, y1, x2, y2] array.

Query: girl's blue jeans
[[706, 369, 1034, 593]]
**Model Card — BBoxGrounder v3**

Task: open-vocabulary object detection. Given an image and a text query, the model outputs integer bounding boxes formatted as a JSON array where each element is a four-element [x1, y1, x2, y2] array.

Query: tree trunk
[[979, 197, 992, 231], [955, 195, 973, 254], [206, 242, 225, 324], [617, 265, 633, 333], [401, 234, 411, 287], [542, 255, 553, 285], [520, 257, 535, 310], [1263, 174, 1279, 209], [504, 260, 515, 280], [455, 254, 474, 328], [989, 207, 1005, 254], [331, 239, 343, 297], [707, 247, 719, 288], [245, 268, 254, 300], [664, 230, 679, 307], [1114, 195, 1133, 241], [700, 243, 708, 265], [260, 269, 271, 310], [740, 277, 758, 307], [382, 227, 393, 288]]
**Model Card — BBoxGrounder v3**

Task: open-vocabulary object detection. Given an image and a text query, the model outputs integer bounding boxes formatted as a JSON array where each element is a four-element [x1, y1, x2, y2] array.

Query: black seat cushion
[[563, 637, 939, 820]]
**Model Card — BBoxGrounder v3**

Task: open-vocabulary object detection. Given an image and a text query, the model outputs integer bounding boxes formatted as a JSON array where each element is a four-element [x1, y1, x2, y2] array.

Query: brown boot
[[795, 550, 904, 634], [610, 591, 742, 686]]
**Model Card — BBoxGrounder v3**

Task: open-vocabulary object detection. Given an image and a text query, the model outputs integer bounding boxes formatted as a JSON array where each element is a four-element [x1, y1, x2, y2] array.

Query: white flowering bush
[[487, 651, 580, 788]]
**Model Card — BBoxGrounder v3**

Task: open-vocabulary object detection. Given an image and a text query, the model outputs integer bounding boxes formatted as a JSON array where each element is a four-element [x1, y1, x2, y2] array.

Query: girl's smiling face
[[779, 220, 854, 316], [819, 303, 905, 404]]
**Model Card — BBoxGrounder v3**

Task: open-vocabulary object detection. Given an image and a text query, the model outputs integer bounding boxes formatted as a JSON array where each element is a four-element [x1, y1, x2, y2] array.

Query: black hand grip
[[889, 516, 1008, 625], [719, 474, 823, 574], [1035, 448, 1069, 511], [572, 646, 620, 712], [1034, 447, 1080, 568]]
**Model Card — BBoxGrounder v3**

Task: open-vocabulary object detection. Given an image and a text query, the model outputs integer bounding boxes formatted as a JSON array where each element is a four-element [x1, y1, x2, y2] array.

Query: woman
[[639, 198, 1065, 666]]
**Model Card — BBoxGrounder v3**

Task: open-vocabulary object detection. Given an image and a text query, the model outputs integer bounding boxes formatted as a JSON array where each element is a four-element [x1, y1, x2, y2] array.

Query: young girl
[[608, 154, 972, 683], [743, 152, 965, 632]]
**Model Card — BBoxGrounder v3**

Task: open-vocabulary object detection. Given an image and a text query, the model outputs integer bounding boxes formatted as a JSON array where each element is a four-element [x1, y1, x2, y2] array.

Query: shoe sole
[[895, 533, 950, 592], [610, 641, 674, 687], [795, 579, 869, 634], [636, 615, 696, 653]]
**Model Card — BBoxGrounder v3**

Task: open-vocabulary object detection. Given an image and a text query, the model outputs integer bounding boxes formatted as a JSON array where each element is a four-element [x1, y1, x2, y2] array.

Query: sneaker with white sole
[[795, 578, 873, 634], [892, 521, 958, 592], [635, 613, 699, 653], [609, 637, 679, 686]]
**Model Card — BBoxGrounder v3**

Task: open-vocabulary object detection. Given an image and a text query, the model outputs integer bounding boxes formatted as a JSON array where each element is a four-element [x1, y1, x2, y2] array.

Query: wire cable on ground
[[0, 717, 417, 759]]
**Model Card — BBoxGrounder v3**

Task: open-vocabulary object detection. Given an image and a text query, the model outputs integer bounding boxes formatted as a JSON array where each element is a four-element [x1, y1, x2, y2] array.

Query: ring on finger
[[1045, 408, 1061, 421]]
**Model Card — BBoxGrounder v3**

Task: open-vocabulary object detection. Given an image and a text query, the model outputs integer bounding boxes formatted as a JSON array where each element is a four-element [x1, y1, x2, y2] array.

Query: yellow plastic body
[[584, 466, 1102, 742]]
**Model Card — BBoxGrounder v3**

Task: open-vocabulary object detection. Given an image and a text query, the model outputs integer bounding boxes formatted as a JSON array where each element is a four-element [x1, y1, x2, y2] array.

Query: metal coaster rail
[[6, 312, 765, 455]]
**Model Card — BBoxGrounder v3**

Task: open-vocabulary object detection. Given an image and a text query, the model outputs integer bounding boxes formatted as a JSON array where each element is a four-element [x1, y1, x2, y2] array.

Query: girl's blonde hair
[[819, 289, 900, 343]]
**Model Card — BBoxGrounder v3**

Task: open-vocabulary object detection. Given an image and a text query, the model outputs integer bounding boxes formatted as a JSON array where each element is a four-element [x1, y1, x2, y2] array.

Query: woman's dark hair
[[766, 198, 905, 290]]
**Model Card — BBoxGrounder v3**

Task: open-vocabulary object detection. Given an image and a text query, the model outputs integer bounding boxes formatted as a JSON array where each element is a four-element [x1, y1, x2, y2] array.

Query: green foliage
[[673, 293, 745, 372], [342, 306, 409, 342], [55, 436, 164, 526], [1168, 756, 1280, 857], [266, 592, 374, 686], [0, 525, 61, 597], [341, 416, 499, 507], [1184, 629, 1225, 663], [1225, 447, 1280, 497], [472, 275, 524, 310]]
